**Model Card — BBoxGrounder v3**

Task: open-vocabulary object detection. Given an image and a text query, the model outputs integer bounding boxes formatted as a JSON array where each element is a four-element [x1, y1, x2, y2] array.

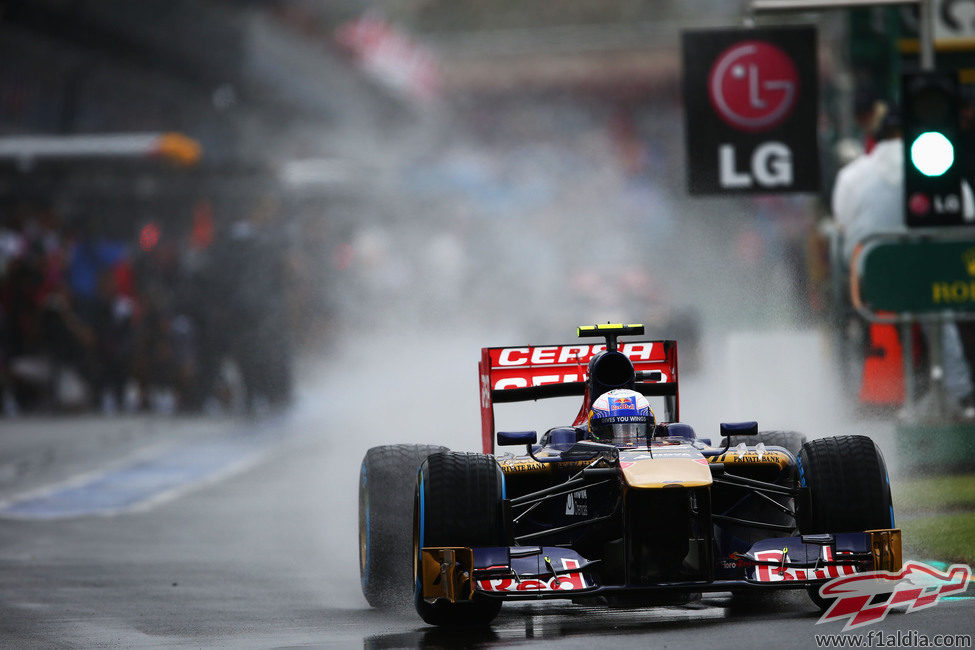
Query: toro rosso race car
[[358, 324, 901, 626]]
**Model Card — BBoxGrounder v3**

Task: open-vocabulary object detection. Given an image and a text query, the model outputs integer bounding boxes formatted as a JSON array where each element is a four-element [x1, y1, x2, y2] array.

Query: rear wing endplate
[[478, 340, 678, 454]]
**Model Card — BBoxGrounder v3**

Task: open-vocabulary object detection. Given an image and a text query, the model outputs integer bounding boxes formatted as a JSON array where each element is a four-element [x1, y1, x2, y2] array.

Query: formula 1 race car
[[358, 324, 901, 626]]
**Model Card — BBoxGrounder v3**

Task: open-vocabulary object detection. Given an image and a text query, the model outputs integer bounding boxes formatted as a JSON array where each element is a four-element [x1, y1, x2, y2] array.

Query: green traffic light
[[910, 131, 955, 177]]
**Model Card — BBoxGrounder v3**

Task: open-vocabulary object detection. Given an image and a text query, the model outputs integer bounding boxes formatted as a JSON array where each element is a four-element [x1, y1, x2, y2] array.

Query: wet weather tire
[[797, 435, 894, 610], [797, 435, 893, 533], [359, 444, 447, 610], [414, 451, 505, 627]]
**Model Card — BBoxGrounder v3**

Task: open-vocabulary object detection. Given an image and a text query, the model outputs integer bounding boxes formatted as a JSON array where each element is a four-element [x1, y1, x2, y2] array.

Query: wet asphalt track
[[1, 411, 973, 648], [0, 334, 973, 648]]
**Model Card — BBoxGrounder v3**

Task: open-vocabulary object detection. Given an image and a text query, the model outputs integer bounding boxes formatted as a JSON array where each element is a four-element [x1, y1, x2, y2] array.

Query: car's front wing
[[418, 529, 901, 603]]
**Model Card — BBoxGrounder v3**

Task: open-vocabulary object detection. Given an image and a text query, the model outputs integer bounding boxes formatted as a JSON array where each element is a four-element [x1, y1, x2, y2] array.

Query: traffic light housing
[[902, 71, 962, 226]]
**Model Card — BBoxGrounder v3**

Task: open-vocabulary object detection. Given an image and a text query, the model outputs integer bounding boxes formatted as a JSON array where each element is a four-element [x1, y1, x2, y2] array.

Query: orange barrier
[[860, 321, 905, 406]]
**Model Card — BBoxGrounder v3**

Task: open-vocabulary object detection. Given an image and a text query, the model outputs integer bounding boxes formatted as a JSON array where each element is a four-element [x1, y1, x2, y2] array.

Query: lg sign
[[683, 27, 818, 195], [710, 40, 798, 189], [709, 41, 798, 132]]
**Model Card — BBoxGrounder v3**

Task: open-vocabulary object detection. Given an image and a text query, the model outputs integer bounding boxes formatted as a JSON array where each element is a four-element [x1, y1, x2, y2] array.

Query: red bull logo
[[476, 559, 587, 593], [753, 547, 856, 583], [609, 396, 637, 412]]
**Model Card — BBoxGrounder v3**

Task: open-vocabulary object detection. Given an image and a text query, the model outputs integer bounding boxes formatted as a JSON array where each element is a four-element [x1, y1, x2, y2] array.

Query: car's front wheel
[[796, 435, 894, 609], [414, 451, 505, 627]]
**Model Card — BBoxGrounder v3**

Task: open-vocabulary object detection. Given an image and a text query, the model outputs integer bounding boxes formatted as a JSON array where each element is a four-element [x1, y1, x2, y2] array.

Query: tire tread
[[360, 444, 446, 609], [415, 451, 504, 626], [797, 435, 892, 533]]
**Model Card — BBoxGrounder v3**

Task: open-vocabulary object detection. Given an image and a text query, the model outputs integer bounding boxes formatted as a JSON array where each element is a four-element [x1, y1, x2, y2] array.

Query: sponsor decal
[[753, 546, 857, 583], [721, 556, 739, 570], [498, 459, 590, 473], [492, 344, 661, 367], [682, 26, 818, 195], [494, 373, 587, 390], [933, 249, 975, 305], [487, 342, 673, 391], [600, 416, 645, 424], [498, 460, 546, 473], [965, 248, 975, 277], [817, 561, 972, 631], [609, 395, 637, 411], [715, 451, 788, 465], [931, 280, 975, 306], [565, 489, 588, 516], [477, 558, 587, 593], [708, 41, 798, 133]]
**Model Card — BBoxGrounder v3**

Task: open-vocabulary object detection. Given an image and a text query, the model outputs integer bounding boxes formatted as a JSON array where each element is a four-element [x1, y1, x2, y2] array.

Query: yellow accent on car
[[577, 323, 644, 335], [713, 450, 791, 469], [621, 457, 712, 488], [420, 547, 475, 603], [867, 529, 902, 572], [498, 459, 591, 475]]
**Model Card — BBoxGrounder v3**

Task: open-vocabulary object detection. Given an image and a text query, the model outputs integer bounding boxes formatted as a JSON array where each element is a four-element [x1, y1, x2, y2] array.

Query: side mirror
[[719, 421, 758, 438], [497, 431, 538, 446]]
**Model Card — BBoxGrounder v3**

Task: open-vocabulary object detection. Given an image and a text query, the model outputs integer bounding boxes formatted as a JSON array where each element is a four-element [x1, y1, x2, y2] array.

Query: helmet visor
[[591, 415, 650, 445]]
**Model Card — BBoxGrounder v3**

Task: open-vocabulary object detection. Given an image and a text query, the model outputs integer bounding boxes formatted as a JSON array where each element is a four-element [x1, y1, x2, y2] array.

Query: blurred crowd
[[0, 200, 293, 416]]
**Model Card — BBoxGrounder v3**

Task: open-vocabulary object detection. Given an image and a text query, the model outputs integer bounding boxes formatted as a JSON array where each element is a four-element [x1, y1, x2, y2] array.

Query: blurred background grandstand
[[0, 0, 873, 415]]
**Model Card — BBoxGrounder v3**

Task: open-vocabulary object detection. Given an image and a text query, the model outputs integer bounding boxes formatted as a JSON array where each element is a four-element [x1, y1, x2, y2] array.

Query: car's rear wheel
[[796, 435, 894, 609], [414, 451, 505, 627], [359, 444, 447, 609]]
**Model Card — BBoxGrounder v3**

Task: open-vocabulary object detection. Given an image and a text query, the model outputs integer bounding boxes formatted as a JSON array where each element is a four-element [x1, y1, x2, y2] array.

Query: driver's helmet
[[588, 389, 655, 446]]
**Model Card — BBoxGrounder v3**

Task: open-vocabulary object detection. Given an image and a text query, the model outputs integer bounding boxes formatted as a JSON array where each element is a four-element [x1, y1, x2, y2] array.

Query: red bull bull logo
[[609, 396, 637, 412]]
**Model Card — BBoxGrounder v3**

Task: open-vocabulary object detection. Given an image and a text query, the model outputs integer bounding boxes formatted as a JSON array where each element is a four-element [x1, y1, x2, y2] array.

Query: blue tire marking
[[885, 472, 895, 527], [419, 474, 425, 549], [416, 473, 425, 593]]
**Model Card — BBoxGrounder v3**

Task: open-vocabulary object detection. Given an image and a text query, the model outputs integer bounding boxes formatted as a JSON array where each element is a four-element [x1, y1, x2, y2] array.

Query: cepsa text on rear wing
[[478, 340, 678, 454]]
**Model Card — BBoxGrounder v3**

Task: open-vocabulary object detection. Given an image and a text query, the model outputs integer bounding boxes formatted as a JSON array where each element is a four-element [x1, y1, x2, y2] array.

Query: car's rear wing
[[478, 339, 678, 454]]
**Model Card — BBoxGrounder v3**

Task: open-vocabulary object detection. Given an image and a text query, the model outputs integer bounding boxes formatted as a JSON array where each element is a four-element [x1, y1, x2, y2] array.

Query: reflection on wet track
[[363, 594, 803, 648], [0, 417, 288, 519], [0, 406, 971, 648]]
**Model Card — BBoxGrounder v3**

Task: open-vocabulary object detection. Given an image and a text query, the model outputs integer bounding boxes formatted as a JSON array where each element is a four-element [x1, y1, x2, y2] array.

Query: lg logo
[[708, 41, 799, 189], [709, 41, 798, 132]]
